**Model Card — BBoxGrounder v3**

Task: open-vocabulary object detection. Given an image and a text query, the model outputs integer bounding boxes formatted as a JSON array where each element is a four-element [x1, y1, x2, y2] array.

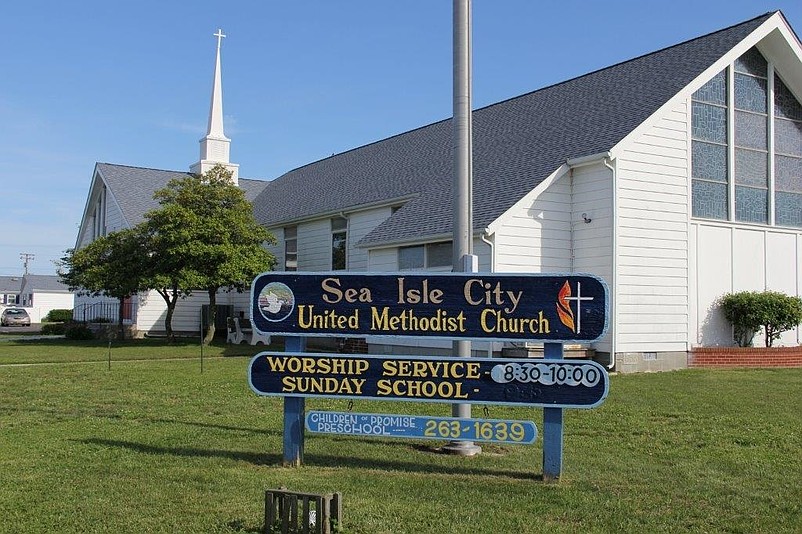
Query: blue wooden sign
[[249, 352, 609, 409], [250, 272, 608, 343], [305, 411, 538, 445]]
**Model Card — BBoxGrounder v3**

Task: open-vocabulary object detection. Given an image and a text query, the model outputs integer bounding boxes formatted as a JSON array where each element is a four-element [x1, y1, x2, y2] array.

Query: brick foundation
[[689, 346, 802, 368], [339, 337, 368, 354]]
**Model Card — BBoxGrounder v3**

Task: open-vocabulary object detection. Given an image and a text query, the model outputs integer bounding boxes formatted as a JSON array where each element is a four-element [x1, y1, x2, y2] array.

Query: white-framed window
[[331, 217, 347, 271], [284, 226, 297, 271], [398, 241, 453, 270]]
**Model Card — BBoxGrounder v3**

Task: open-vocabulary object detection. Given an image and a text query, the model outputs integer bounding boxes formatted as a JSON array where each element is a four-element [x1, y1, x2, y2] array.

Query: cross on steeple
[[214, 29, 226, 49]]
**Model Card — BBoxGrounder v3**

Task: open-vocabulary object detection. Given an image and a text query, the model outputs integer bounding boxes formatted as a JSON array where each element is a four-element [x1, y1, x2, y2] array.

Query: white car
[[1, 308, 31, 326]]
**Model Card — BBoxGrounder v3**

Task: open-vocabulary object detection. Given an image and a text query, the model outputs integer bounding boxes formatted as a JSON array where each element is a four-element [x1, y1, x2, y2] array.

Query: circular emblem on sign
[[258, 282, 295, 322]]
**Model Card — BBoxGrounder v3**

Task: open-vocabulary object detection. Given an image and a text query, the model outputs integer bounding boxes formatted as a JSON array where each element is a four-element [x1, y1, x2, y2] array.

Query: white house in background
[[74, 12, 802, 372], [0, 276, 22, 307], [0, 275, 74, 323], [18, 275, 75, 323]]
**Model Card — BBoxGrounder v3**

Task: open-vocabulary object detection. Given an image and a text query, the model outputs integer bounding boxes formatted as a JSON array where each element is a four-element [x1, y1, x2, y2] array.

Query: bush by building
[[719, 291, 802, 347], [43, 309, 73, 323]]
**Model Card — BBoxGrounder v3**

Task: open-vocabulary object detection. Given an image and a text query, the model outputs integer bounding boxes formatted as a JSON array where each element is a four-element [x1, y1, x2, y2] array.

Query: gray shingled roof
[[96, 163, 269, 227], [0, 276, 23, 293], [22, 275, 71, 293], [252, 12, 773, 247]]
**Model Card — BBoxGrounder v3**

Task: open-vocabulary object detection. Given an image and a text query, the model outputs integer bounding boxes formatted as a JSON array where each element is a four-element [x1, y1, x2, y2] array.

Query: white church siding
[[296, 219, 331, 272], [266, 226, 285, 271], [615, 100, 690, 357], [367, 247, 398, 271], [493, 175, 571, 273], [347, 207, 394, 272], [570, 162, 614, 355], [691, 222, 802, 348]]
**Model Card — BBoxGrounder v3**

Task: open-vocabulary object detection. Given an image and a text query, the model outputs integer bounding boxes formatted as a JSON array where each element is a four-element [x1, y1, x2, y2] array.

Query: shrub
[[40, 323, 67, 335], [720, 291, 802, 347], [65, 323, 94, 340], [43, 309, 73, 322]]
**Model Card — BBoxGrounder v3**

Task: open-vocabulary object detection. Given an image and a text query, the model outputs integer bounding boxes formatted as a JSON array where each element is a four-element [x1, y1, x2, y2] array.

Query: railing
[[73, 301, 136, 323], [265, 488, 342, 534]]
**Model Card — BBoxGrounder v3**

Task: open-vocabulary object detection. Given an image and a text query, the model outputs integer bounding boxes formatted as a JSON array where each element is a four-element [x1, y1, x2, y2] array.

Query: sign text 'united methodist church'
[[250, 272, 608, 343]]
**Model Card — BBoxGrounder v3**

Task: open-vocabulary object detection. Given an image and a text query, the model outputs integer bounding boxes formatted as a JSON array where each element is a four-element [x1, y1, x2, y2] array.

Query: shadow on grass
[[8, 405, 281, 437], [78, 438, 282, 465], [77, 437, 540, 480]]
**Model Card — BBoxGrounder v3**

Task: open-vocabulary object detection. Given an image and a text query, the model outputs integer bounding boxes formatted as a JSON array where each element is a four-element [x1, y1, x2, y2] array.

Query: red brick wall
[[689, 346, 802, 368]]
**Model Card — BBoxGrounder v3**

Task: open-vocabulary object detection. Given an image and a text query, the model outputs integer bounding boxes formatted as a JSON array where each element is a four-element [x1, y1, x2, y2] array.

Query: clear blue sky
[[1, 1, 800, 276]]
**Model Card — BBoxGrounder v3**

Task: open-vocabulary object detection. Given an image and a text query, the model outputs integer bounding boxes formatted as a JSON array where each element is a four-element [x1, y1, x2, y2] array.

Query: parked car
[[1, 308, 31, 326]]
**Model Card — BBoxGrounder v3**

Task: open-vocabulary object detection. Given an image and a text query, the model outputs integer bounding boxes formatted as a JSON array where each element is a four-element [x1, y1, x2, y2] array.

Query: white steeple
[[190, 28, 239, 184]]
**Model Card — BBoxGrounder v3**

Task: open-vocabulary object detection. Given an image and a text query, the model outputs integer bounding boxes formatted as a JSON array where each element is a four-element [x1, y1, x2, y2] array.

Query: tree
[[720, 291, 802, 347], [145, 164, 276, 344], [57, 228, 147, 339]]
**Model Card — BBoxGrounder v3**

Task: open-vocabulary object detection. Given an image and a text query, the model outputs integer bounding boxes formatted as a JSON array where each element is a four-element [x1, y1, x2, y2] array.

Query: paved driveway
[[0, 324, 42, 335]]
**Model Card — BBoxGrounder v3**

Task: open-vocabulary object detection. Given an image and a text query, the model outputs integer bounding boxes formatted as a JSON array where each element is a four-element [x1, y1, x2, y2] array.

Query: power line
[[20, 253, 35, 275]]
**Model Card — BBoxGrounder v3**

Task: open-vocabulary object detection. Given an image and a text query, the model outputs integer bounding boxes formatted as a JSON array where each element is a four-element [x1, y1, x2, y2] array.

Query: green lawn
[[0, 340, 800, 533]]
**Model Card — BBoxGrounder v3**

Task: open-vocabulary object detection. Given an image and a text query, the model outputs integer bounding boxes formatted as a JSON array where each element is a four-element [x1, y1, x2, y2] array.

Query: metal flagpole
[[443, 0, 481, 456]]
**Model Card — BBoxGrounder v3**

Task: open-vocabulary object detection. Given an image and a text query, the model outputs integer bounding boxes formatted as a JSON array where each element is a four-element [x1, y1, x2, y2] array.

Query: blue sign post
[[283, 336, 306, 467], [543, 342, 564, 481]]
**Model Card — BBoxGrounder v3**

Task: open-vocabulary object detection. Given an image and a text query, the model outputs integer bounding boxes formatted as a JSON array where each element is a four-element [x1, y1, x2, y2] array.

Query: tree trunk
[[203, 288, 217, 345], [157, 286, 179, 344], [117, 297, 126, 340]]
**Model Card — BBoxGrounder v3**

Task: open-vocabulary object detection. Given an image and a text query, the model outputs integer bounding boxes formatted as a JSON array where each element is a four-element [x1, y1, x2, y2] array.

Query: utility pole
[[20, 253, 34, 275]]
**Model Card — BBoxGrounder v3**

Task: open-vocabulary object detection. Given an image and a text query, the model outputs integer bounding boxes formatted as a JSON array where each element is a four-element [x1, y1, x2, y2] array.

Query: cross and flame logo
[[557, 281, 575, 333]]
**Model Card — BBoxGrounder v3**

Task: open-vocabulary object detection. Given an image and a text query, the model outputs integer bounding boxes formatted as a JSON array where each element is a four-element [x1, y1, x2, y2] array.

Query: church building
[[74, 12, 802, 372]]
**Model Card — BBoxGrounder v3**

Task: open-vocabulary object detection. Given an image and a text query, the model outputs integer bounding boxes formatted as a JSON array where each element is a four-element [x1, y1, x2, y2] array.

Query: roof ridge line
[[270, 11, 776, 183], [98, 162, 187, 174], [470, 11, 777, 115]]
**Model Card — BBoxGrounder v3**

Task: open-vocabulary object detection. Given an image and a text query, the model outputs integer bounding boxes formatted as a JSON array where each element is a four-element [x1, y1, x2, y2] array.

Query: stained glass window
[[735, 111, 767, 150], [692, 69, 728, 220], [734, 73, 767, 113], [734, 47, 767, 77], [692, 181, 728, 219], [692, 102, 727, 143], [775, 119, 802, 157], [692, 49, 801, 228], [773, 73, 802, 228], [692, 142, 727, 182], [735, 186, 768, 224], [775, 192, 802, 227], [775, 155, 802, 193], [775, 76, 802, 120], [735, 149, 767, 187], [693, 71, 727, 105]]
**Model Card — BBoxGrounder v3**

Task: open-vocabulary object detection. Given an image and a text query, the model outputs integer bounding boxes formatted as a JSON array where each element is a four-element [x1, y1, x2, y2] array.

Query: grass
[[0, 337, 258, 365], [0, 340, 800, 533]]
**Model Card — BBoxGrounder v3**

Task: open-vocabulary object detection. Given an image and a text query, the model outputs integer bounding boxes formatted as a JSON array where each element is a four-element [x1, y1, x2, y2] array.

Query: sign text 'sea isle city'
[[250, 273, 608, 343]]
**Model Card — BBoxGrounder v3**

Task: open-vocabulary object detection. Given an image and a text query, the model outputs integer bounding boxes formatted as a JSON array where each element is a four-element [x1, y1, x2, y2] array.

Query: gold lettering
[[321, 277, 342, 303], [281, 376, 297, 392]]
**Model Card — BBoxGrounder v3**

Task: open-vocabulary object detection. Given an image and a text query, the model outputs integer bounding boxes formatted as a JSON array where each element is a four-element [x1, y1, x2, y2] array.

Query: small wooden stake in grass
[[107, 341, 111, 371], [199, 314, 204, 374]]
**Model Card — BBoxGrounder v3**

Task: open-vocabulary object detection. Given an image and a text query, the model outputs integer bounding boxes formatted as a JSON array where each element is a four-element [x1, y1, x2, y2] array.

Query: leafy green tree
[[145, 164, 276, 344], [57, 228, 147, 339], [756, 291, 802, 347], [719, 290, 802, 347]]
